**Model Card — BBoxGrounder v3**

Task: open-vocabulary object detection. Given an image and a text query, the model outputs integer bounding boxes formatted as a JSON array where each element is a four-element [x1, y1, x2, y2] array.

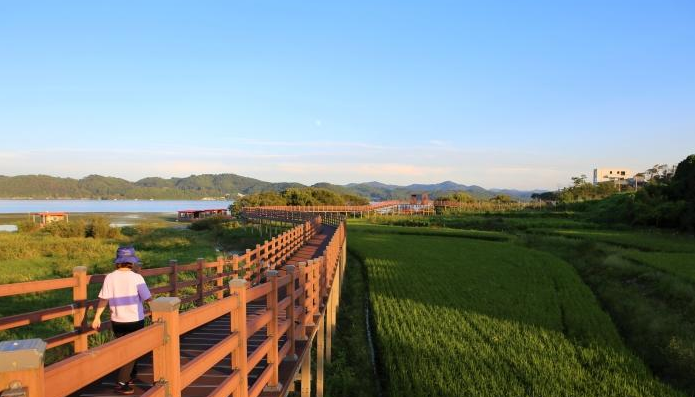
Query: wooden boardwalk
[[70, 225, 335, 397]]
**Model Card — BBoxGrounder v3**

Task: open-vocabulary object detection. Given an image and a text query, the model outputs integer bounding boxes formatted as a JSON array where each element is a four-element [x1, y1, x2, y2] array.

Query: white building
[[593, 168, 632, 184]]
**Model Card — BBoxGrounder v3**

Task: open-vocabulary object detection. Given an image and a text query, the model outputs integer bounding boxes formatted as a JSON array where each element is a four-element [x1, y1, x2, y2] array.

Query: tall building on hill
[[593, 168, 632, 184]]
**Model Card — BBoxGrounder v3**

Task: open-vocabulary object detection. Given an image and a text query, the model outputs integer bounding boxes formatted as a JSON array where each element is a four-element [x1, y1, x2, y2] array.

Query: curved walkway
[[70, 225, 336, 397]]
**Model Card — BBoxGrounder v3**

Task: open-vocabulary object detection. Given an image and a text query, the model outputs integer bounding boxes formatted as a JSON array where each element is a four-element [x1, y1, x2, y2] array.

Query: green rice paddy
[[348, 224, 681, 397]]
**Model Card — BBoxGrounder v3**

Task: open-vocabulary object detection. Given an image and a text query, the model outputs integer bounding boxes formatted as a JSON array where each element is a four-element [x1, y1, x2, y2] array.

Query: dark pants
[[112, 320, 145, 384]]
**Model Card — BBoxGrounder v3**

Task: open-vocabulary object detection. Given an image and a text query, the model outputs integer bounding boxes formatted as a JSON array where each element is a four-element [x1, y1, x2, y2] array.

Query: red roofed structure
[[31, 212, 69, 227], [177, 208, 229, 222]]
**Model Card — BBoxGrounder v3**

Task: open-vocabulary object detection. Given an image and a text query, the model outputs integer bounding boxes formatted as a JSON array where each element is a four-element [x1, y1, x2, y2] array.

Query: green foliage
[[559, 180, 619, 203], [565, 154, 695, 230], [0, 173, 301, 199], [0, 233, 117, 281], [538, 229, 695, 252], [349, 226, 680, 397], [188, 216, 236, 231], [361, 213, 598, 232], [348, 221, 509, 241], [84, 216, 120, 238], [16, 219, 40, 233], [489, 193, 514, 203], [672, 154, 695, 200], [120, 225, 140, 237], [437, 191, 475, 202], [231, 187, 370, 214], [323, 254, 379, 397], [230, 191, 287, 215], [43, 220, 86, 238], [521, 234, 695, 394], [531, 191, 559, 201], [622, 251, 695, 283], [38, 217, 119, 239]]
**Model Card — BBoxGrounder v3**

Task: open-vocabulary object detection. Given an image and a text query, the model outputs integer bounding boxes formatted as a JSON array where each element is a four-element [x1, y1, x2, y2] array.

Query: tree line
[[229, 187, 370, 215]]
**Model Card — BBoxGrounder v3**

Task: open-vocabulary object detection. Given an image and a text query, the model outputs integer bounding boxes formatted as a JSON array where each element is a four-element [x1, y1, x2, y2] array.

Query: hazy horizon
[[1, 1, 693, 190]]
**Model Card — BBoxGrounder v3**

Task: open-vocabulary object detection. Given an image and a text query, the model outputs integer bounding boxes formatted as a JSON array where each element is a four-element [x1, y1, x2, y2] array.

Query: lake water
[[0, 200, 233, 214]]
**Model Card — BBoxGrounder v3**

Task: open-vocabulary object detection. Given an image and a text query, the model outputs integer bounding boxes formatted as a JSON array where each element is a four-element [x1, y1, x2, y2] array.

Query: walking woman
[[92, 246, 152, 395]]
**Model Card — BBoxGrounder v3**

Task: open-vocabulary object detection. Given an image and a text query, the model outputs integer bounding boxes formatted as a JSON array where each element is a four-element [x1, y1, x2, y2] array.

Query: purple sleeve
[[137, 282, 151, 301]]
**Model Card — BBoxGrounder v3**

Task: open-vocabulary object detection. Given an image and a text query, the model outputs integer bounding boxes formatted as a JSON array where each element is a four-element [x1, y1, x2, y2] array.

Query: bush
[[43, 220, 86, 238], [16, 220, 40, 233], [189, 216, 233, 231], [85, 216, 119, 238], [120, 225, 140, 237]]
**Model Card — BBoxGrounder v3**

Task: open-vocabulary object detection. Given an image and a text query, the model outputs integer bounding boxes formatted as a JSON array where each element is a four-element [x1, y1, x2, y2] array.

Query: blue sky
[[1, 1, 693, 190]]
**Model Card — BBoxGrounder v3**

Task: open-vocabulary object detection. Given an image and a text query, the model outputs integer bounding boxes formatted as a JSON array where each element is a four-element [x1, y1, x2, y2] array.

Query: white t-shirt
[[98, 269, 152, 323]]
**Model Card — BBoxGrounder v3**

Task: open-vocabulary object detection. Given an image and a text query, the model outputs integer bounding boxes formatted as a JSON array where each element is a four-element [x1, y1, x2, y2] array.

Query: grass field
[[347, 222, 509, 241], [348, 224, 680, 397], [363, 213, 600, 232], [621, 251, 695, 282], [520, 232, 695, 393], [534, 229, 695, 252]]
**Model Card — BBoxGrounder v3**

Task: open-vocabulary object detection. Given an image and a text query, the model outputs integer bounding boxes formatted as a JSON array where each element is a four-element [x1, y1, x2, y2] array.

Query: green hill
[[0, 174, 304, 200], [0, 174, 541, 201]]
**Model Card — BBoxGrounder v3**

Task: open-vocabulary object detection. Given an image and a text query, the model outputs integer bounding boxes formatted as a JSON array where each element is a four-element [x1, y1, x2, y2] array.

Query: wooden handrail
[[44, 322, 166, 397], [0, 277, 76, 297], [179, 295, 239, 334], [0, 213, 349, 397], [246, 282, 272, 302], [180, 333, 239, 388]]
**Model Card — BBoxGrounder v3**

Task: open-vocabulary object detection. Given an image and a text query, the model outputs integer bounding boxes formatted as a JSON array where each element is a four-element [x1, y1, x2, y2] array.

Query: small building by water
[[177, 208, 229, 222], [31, 212, 69, 227]]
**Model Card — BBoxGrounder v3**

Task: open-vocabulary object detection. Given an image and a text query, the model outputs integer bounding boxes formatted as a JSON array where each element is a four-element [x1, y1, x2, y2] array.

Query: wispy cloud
[[0, 141, 599, 189]]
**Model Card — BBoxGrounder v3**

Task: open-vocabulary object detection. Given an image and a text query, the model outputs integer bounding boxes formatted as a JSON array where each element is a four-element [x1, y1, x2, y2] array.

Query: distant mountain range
[[0, 174, 545, 201], [343, 181, 546, 201]]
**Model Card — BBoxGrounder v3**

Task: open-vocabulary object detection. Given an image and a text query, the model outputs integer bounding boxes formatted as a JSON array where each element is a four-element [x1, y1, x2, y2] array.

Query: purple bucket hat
[[114, 246, 141, 264]]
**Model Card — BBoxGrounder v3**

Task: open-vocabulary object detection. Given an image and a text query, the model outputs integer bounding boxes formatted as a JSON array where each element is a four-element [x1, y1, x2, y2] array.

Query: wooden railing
[[0, 216, 347, 397], [0, 217, 322, 354], [242, 200, 402, 216], [242, 208, 345, 228]]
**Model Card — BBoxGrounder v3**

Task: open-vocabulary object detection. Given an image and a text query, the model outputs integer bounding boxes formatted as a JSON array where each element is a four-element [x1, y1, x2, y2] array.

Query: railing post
[[72, 266, 88, 353], [264, 270, 281, 391], [300, 346, 311, 397], [326, 286, 333, 364], [215, 256, 224, 300], [317, 313, 325, 397], [319, 255, 327, 306], [150, 297, 181, 397], [169, 260, 178, 297], [255, 244, 263, 284], [232, 254, 239, 278], [229, 279, 248, 397], [333, 253, 341, 330], [296, 262, 308, 340], [244, 249, 251, 282], [311, 260, 320, 322], [0, 339, 46, 397], [196, 258, 205, 305], [285, 265, 297, 360]]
